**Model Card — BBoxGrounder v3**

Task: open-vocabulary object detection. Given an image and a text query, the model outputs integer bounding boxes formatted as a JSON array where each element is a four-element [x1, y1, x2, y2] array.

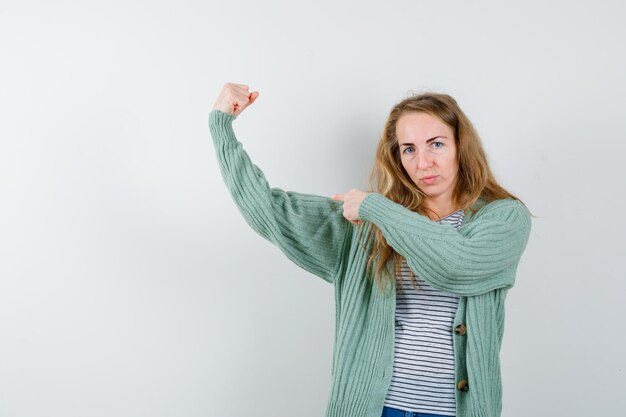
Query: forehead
[[396, 112, 453, 141]]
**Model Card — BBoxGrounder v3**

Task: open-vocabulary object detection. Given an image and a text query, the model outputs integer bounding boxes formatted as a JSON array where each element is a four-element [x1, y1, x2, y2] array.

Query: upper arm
[[263, 189, 352, 283]]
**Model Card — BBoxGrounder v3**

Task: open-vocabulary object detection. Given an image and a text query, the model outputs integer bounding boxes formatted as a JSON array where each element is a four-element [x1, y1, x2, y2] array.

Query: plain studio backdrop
[[1, 0, 624, 416]]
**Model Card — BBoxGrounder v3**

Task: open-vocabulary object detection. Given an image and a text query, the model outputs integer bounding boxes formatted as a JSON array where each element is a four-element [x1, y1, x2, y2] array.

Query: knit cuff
[[359, 192, 448, 239], [209, 109, 237, 142]]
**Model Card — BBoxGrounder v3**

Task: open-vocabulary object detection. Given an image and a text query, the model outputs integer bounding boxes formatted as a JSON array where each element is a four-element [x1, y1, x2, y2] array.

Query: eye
[[402, 146, 414, 154], [432, 141, 444, 149]]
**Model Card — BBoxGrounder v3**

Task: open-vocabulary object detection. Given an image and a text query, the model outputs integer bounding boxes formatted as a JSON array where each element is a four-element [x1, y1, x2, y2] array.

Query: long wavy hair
[[358, 92, 527, 295]]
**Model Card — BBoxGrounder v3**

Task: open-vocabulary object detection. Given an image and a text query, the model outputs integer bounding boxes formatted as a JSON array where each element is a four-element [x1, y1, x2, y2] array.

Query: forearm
[[358, 193, 532, 295], [209, 109, 351, 283]]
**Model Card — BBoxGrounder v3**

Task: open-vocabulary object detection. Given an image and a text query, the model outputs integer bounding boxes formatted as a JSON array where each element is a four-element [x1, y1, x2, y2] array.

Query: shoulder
[[473, 198, 531, 224], [480, 198, 526, 211]]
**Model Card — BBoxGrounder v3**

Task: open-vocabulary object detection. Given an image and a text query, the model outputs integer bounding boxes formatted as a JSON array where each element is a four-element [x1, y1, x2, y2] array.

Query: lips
[[421, 175, 438, 185]]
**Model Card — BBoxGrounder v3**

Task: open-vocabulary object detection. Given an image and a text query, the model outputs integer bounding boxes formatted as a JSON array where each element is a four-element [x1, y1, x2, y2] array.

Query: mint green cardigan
[[209, 109, 532, 417]]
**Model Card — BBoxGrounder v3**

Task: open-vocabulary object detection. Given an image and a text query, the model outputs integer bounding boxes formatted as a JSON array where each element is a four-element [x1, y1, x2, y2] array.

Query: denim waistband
[[381, 405, 454, 417]]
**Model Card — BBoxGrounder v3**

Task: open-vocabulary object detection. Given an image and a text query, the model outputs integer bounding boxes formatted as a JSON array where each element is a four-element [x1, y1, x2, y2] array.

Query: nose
[[416, 149, 434, 170]]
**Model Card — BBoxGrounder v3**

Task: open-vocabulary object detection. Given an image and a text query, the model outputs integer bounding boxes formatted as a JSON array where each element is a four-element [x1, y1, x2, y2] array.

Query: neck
[[423, 198, 459, 221]]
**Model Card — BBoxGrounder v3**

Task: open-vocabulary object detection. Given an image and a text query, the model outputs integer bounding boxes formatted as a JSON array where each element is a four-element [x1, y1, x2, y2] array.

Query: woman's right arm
[[209, 83, 352, 284]]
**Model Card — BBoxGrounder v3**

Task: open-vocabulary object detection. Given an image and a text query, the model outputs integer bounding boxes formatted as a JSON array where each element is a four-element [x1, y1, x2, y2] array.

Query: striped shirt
[[383, 208, 465, 416]]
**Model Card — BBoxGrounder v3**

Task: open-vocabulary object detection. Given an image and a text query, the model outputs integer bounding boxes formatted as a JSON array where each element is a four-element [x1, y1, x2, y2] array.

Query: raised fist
[[212, 82, 259, 116]]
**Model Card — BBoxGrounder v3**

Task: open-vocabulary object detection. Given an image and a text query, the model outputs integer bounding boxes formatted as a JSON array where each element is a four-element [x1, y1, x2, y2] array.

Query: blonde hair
[[358, 92, 527, 295]]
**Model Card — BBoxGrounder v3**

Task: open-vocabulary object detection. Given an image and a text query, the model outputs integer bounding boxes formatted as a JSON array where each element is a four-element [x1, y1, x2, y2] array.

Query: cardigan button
[[454, 324, 467, 336], [457, 379, 469, 392]]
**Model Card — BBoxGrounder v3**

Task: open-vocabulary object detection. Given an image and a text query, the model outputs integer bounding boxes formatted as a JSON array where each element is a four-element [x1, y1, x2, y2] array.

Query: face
[[396, 112, 459, 209]]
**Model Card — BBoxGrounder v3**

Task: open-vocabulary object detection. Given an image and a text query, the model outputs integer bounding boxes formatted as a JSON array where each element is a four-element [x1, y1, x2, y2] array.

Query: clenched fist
[[213, 82, 259, 116]]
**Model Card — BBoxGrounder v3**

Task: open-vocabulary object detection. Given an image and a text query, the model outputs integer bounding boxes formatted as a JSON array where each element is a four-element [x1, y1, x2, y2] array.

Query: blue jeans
[[381, 405, 453, 417]]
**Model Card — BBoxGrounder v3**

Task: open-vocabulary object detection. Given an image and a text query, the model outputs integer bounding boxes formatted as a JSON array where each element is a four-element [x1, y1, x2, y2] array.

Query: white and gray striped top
[[383, 208, 464, 416]]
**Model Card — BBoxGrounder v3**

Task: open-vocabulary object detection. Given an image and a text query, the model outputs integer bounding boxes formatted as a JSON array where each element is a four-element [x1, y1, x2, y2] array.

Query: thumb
[[331, 194, 344, 201], [233, 91, 259, 116]]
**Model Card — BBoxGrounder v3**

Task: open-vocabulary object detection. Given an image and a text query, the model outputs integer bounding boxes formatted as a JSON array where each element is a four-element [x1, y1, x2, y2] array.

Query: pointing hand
[[331, 189, 371, 225]]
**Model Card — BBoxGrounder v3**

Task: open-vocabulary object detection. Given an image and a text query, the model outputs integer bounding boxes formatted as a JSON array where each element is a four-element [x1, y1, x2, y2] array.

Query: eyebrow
[[399, 136, 448, 147]]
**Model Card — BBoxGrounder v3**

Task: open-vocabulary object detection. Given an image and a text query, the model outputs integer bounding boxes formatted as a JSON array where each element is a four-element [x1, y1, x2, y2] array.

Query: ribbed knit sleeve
[[209, 109, 351, 284], [358, 193, 531, 295]]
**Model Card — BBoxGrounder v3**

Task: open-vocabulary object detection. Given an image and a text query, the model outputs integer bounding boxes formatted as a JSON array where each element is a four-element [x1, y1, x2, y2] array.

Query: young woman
[[209, 82, 532, 417]]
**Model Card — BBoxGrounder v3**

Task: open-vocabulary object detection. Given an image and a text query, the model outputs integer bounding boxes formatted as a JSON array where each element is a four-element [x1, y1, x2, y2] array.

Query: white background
[[1, 1, 625, 416]]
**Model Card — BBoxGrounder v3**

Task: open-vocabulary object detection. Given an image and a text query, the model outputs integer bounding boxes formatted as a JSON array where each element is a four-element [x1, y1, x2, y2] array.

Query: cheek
[[400, 158, 419, 181], [400, 157, 412, 173], [441, 154, 459, 175]]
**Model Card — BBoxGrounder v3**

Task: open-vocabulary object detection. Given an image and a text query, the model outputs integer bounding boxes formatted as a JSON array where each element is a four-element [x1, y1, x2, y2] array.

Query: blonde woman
[[209, 82, 532, 417]]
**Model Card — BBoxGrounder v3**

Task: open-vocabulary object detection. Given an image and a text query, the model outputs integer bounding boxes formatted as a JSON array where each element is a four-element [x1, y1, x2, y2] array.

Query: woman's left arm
[[358, 193, 532, 296]]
